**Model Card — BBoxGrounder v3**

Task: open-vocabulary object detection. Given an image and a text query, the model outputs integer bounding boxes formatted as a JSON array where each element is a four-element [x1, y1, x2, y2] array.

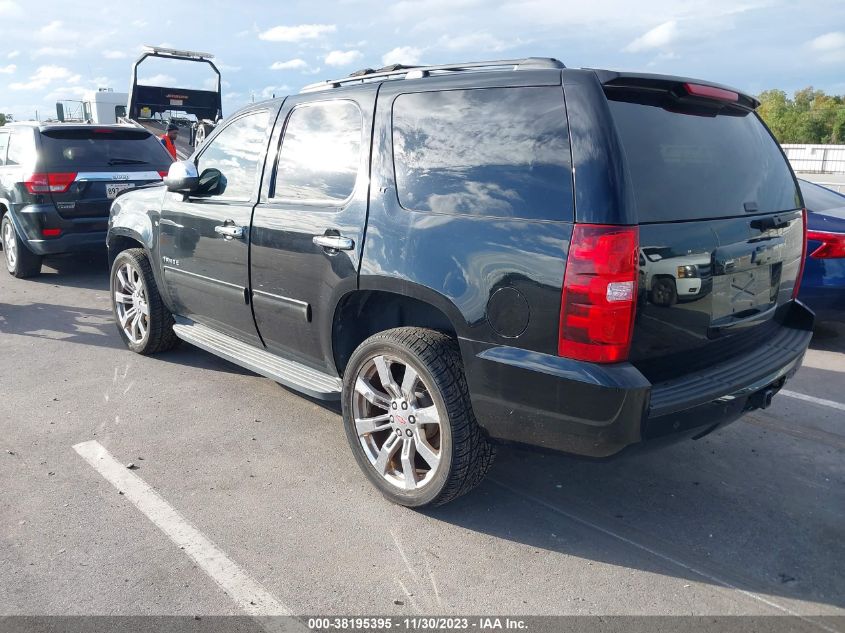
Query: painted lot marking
[[490, 479, 840, 633], [781, 390, 845, 412], [73, 440, 290, 618]]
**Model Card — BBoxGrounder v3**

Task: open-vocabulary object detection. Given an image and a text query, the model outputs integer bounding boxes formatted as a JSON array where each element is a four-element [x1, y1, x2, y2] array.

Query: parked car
[[797, 179, 845, 322], [106, 58, 813, 507], [0, 122, 172, 278]]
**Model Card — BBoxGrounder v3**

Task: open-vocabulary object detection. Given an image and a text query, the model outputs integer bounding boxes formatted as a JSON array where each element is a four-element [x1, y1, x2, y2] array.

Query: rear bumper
[[11, 204, 107, 255], [462, 301, 814, 457]]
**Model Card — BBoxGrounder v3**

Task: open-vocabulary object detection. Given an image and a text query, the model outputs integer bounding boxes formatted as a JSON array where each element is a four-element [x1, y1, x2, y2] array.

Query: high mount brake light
[[793, 209, 808, 299], [684, 83, 739, 102], [807, 228, 845, 259], [558, 224, 639, 363], [23, 172, 77, 194]]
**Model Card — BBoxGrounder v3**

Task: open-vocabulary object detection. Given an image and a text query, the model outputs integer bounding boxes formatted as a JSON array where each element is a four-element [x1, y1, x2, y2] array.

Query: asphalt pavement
[[0, 253, 843, 623]]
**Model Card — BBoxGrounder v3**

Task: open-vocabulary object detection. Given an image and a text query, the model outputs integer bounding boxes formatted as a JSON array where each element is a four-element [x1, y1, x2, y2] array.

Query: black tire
[[110, 248, 180, 354], [1, 214, 42, 278], [342, 327, 494, 507], [650, 277, 678, 307]]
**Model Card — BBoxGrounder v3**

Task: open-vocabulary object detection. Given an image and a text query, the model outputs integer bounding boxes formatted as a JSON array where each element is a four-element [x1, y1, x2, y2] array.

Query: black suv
[[106, 58, 813, 507], [0, 122, 172, 277]]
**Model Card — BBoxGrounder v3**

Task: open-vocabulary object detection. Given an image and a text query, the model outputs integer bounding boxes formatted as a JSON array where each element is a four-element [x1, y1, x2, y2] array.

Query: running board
[[171, 320, 342, 400]]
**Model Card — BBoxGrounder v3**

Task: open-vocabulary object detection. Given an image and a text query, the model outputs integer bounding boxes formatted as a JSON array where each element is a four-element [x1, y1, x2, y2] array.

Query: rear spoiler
[[591, 70, 760, 110]]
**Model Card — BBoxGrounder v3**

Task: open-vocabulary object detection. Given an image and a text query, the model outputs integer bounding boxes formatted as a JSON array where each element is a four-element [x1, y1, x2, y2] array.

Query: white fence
[[781, 144, 845, 174]]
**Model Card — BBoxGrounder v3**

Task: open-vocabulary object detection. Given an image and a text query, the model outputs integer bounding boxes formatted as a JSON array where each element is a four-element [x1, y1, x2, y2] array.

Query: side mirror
[[164, 161, 199, 194], [194, 168, 227, 197]]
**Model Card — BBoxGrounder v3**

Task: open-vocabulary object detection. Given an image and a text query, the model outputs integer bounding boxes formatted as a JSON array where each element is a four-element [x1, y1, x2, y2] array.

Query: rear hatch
[[603, 78, 804, 382], [37, 127, 172, 219]]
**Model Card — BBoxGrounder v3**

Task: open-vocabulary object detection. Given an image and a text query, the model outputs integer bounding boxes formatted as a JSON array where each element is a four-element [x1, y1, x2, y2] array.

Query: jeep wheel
[[342, 327, 494, 507], [2, 215, 42, 278], [110, 248, 179, 354]]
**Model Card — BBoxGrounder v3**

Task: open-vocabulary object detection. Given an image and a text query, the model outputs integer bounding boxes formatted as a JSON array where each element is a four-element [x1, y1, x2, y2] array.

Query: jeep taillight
[[23, 172, 77, 194], [793, 209, 808, 299], [558, 224, 639, 363]]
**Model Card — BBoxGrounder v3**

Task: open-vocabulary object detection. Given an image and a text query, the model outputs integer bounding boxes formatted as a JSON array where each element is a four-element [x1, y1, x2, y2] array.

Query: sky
[[1, 0, 844, 121]]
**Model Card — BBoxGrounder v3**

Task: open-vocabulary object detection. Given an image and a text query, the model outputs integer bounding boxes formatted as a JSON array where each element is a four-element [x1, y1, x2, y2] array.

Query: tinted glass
[[197, 110, 270, 201], [39, 129, 172, 170], [7, 131, 35, 167], [274, 101, 361, 203], [0, 132, 8, 166], [799, 179, 845, 212], [392, 87, 573, 220], [607, 94, 800, 222]]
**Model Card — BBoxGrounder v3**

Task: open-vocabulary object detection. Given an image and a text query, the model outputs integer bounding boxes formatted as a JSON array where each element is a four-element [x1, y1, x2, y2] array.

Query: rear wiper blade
[[108, 158, 148, 165]]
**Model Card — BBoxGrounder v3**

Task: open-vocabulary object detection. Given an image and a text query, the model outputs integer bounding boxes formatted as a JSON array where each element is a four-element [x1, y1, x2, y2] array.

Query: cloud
[[624, 20, 679, 52], [438, 32, 516, 52], [325, 50, 363, 66], [33, 47, 77, 58], [37, 20, 64, 38], [138, 73, 176, 86], [382, 46, 423, 66], [9, 65, 81, 91], [259, 24, 336, 42], [808, 31, 845, 64], [0, 0, 22, 16], [103, 50, 127, 59], [0, 64, 15, 74], [8, 50, 20, 59], [270, 58, 308, 70], [259, 85, 290, 99]]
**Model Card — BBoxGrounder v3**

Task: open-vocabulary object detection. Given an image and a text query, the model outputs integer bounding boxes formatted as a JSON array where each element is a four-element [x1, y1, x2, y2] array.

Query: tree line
[[757, 88, 845, 145]]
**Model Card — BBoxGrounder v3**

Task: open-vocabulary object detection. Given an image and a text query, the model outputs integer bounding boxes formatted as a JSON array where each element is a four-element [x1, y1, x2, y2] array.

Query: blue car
[[798, 179, 845, 322]]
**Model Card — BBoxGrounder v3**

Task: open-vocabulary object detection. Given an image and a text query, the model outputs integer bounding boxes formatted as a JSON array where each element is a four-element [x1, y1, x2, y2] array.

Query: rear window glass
[[607, 93, 800, 222], [392, 87, 573, 220], [39, 129, 172, 169]]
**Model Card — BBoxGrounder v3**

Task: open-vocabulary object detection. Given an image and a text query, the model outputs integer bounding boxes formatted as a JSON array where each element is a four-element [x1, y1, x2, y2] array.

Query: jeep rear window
[[39, 129, 173, 170], [392, 87, 573, 221], [606, 92, 801, 222]]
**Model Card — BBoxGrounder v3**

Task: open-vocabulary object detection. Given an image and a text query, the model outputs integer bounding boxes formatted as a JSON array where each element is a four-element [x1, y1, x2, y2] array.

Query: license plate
[[106, 183, 134, 199]]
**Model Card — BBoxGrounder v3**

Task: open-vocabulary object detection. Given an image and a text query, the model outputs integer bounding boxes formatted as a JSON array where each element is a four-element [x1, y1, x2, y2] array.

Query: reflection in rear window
[[607, 94, 800, 222], [39, 129, 172, 170]]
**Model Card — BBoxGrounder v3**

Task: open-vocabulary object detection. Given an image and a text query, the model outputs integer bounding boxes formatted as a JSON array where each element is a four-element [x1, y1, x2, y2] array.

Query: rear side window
[[799, 180, 845, 212], [39, 129, 172, 170], [607, 93, 800, 222], [7, 131, 36, 167], [392, 87, 573, 220], [274, 100, 362, 203]]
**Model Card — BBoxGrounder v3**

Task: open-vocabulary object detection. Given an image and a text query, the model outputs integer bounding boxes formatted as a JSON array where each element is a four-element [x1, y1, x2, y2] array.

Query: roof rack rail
[[300, 57, 564, 93]]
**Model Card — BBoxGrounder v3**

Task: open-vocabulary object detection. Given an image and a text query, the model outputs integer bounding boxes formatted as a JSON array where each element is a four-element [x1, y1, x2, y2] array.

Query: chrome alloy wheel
[[352, 355, 443, 491], [3, 220, 17, 270], [113, 262, 150, 344]]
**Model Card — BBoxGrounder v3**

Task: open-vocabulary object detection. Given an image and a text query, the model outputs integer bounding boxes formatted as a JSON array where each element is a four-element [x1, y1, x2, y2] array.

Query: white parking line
[[73, 440, 290, 617], [781, 390, 845, 412]]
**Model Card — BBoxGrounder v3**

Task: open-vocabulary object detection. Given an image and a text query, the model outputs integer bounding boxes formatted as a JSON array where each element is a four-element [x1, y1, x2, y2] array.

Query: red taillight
[[158, 170, 169, 178], [23, 172, 77, 194], [559, 224, 639, 363], [41, 228, 62, 237], [683, 82, 739, 102], [807, 229, 845, 259], [793, 209, 808, 300]]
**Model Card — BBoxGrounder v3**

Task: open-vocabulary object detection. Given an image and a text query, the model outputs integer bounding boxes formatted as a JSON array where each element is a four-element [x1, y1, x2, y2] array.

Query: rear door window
[[392, 87, 573, 221], [273, 100, 362, 203], [607, 92, 800, 222], [39, 128, 172, 170], [7, 130, 36, 167]]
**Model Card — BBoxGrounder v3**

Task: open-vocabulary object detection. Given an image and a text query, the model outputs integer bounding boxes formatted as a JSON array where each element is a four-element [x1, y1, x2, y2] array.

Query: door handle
[[313, 234, 354, 251], [215, 224, 245, 240]]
